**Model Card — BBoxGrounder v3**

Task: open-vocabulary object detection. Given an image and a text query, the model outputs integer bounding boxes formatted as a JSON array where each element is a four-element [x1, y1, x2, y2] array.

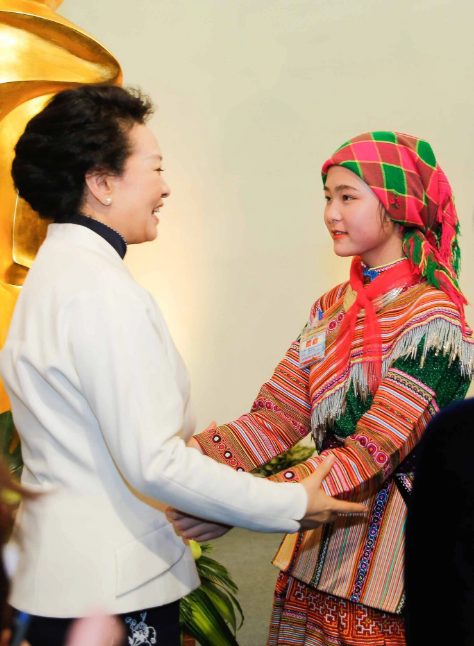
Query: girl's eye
[[342, 194, 354, 201], [155, 168, 165, 173], [324, 196, 332, 202]]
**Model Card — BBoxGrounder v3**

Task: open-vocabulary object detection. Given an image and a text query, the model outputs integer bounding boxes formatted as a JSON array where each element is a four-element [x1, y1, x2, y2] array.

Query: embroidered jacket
[[196, 277, 474, 615]]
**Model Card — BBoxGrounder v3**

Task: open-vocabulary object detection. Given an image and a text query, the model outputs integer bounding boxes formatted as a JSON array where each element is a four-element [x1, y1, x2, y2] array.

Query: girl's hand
[[166, 508, 232, 542]]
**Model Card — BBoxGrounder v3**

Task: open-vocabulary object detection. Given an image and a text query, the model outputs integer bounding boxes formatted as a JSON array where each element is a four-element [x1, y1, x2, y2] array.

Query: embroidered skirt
[[267, 573, 406, 646]]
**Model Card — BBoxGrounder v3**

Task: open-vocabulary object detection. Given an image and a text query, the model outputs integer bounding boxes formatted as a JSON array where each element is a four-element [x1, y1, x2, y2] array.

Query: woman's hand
[[299, 454, 367, 530], [166, 508, 232, 542]]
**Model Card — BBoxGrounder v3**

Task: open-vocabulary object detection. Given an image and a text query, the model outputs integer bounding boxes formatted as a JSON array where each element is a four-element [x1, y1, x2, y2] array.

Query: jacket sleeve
[[67, 290, 307, 533], [195, 338, 313, 471], [267, 346, 470, 498]]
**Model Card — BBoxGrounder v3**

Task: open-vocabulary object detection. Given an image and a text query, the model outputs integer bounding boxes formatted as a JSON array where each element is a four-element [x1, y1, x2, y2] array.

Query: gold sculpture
[[0, 0, 122, 413]]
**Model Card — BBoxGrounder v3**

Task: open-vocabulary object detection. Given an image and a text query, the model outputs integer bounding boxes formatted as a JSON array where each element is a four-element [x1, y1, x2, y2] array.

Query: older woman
[[0, 85, 364, 646]]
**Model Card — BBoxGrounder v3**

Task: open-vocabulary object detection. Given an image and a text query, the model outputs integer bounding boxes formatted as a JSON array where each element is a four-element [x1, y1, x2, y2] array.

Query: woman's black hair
[[11, 84, 154, 222]]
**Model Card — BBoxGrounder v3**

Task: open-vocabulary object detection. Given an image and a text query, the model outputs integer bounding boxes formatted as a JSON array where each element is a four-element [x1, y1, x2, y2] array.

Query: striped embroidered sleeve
[[268, 366, 440, 497], [195, 340, 312, 471]]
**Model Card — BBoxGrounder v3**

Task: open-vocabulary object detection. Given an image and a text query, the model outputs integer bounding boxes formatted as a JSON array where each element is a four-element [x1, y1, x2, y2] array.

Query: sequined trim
[[311, 316, 474, 439]]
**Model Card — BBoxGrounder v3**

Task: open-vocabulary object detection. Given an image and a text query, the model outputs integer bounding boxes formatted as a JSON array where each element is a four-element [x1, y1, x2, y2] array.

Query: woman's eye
[[324, 196, 332, 202], [155, 168, 165, 173], [342, 194, 354, 201]]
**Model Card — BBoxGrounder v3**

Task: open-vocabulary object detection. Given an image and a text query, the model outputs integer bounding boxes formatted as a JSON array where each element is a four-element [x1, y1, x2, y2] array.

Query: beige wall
[[60, 0, 474, 429]]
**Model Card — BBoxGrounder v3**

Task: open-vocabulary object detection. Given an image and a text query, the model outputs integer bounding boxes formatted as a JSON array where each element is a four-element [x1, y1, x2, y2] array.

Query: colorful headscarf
[[321, 131, 467, 323]]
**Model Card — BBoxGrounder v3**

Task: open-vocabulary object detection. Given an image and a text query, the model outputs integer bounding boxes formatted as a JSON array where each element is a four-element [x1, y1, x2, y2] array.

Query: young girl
[[171, 131, 474, 645]]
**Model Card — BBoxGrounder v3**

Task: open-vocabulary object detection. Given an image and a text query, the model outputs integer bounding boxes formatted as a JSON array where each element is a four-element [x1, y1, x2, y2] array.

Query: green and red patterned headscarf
[[321, 131, 467, 320]]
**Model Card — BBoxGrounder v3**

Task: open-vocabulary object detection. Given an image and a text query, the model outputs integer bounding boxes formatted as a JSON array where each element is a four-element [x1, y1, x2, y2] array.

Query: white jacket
[[0, 224, 307, 618]]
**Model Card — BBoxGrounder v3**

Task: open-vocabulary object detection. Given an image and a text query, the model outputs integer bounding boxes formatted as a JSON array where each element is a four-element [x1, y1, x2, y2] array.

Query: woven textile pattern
[[321, 132, 444, 232], [196, 279, 473, 614], [308, 280, 472, 435], [268, 573, 406, 646]]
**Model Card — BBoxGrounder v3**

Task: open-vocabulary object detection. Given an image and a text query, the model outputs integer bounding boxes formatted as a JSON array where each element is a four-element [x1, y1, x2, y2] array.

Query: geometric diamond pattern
[[321, 130, 466, 325], [321, 131, 454, 233]]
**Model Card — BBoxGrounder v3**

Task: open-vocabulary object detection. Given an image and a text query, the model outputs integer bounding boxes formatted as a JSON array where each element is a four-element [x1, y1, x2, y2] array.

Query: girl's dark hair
[[378, 201, 393, 229], [11, 85, 154, 222]]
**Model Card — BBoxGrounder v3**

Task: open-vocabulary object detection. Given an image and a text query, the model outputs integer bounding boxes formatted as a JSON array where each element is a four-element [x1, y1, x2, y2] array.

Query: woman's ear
[[84, 172, 113, 207]]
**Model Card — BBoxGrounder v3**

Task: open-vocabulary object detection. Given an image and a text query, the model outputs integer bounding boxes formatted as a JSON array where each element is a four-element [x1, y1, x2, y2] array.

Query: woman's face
[[104, 124, 170, 244], [323, 165, 403, 267]]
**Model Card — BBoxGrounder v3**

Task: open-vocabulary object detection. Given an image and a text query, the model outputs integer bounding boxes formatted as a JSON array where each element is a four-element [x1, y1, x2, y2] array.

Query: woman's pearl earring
[[105, 198, 112, 206]]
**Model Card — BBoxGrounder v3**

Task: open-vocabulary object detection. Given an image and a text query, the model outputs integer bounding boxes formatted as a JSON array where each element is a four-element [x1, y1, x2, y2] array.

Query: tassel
[[311, 318, 474, 443]]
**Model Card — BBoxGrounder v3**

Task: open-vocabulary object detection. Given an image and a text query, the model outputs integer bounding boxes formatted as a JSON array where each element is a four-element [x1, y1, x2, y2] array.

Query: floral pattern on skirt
[[267, 573, 406, 646]]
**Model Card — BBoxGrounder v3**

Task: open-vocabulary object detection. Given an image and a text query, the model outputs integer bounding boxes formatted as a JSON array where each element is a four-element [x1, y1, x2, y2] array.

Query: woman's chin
[[145, 224, 159, 242]]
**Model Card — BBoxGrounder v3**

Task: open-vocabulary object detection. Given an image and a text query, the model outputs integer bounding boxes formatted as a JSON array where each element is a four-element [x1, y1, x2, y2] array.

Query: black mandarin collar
[[66, 214, 127, 259]]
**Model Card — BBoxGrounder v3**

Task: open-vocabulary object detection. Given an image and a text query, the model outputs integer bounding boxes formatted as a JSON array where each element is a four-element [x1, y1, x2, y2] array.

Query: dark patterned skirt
[[267, 573, 406, 646], [20, 601, 180, 646]]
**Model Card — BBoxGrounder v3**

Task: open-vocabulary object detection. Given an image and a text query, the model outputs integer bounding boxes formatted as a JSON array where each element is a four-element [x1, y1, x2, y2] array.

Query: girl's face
[[323, 165, 403, 267]]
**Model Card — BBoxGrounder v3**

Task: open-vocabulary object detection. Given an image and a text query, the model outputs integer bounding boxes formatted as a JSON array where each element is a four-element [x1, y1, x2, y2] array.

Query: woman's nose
[[162, 179, 171, 198]]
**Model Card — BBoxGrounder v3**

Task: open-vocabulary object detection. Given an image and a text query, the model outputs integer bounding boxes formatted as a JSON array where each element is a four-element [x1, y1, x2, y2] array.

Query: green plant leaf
[[180, 588, 240, 646], [252, 442, 315, 478], [200, 580, 239, 633], [0, 411, 22, 478], [196, 555, 239, 595], [203, 580, 244, 631], [179, 593, 194, 626], [222, 589, 244, 631], [181, 543, 244, 643], [0, 411, 14, 453], [199, 542, 216, 555]]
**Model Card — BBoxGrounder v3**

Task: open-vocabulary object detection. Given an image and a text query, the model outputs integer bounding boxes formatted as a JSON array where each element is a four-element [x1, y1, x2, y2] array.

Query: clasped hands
[[166, 425, 367, 542]]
